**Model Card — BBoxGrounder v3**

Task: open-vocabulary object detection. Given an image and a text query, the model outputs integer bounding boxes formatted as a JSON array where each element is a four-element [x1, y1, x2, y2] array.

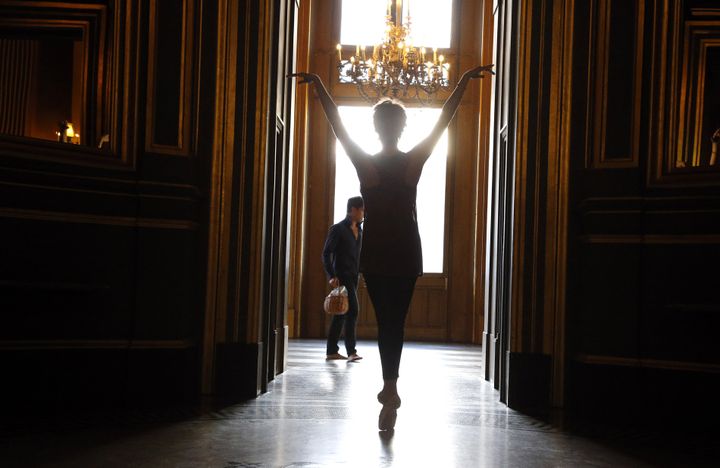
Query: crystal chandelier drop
[[336, 3, 449, 104]]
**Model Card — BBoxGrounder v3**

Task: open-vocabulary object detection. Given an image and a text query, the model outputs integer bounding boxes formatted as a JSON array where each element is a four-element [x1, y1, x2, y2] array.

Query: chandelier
[[336, 2, 449, 104]]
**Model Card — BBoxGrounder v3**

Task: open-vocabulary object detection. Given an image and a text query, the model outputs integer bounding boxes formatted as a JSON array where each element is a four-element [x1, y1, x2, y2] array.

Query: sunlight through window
[[403, 0, 453, 48], [333, 106, 447, 273], [340, 0, 387, 46]]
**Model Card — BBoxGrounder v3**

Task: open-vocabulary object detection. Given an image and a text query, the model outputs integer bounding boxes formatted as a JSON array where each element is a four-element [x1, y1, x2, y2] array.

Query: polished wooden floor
[[0, 339, 717, 467]]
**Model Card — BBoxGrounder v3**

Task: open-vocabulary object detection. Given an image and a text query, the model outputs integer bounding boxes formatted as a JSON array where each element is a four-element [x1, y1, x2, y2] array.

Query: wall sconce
[[711, 128, 719, 166], [56, 120, 80, 144]]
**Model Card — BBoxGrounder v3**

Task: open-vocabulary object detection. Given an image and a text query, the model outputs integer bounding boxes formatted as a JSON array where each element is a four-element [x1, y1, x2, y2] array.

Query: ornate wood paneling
[[0, 1, 143, 168], [648, 0, 720, 185], [356, 276, 449, 341], [585, 0, 644, 168], [145, 0, 196, 155]]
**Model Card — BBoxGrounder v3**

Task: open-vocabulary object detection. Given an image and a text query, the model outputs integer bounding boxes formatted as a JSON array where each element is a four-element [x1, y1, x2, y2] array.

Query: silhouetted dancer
[[290, 65, 494, 431]]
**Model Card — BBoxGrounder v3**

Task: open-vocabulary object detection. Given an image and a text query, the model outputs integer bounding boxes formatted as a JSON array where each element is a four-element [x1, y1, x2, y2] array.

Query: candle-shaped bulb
[[439, 54, 444, 63], [433, 47, 438, 63], [337, 43, 342, 61]]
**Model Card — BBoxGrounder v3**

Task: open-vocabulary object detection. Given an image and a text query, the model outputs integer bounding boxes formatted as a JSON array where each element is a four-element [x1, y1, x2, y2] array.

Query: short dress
[[359, 153, 423, 278]]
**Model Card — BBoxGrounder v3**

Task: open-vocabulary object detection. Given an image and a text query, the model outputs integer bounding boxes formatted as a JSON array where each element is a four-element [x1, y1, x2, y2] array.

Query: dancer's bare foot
[[377, 383, 401, 431]]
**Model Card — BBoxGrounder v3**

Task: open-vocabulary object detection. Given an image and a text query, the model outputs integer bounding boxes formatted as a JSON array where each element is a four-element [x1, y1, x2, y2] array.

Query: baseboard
[[215, 341, 264, 401], [506, 352, 551, 411], [0, 346, 199, 410], [276, 326, 289, 374], [568, 358, 720, 424]]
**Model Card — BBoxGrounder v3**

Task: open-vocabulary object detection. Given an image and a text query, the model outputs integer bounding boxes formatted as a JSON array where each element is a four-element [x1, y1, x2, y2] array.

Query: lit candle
[[433, 47, 437, 64], [439, 54, 444, 63], [421, 47, 426, 62], [337, 43, 342, 61]]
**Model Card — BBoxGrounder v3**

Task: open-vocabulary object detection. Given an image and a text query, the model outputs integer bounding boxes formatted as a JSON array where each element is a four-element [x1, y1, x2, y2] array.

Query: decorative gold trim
[[0, 339, 195, 350], [542, 0, 574, 407], [580, 234, 720, 244], [115, 0, 142, 167], [511, 0, 535, 355], [0, 207, 198, 230], [648, 0, 720, 185], [689, 36, 720, 167], [588, 0, 643, 168], [0, 180, 197, 201], [286, 0, 312, 339], [246, 0, 274, 344], [472, 0, 495, 344], [0, 2, 146, 169], [202, 0, 240, 394], [691, 8, 720, 18], [144, 0, 195, 156], [575, 354, 720, 374]]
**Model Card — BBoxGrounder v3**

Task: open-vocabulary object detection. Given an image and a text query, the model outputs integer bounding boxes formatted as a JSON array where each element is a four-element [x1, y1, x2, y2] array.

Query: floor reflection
[[0, 339, 717, 467]]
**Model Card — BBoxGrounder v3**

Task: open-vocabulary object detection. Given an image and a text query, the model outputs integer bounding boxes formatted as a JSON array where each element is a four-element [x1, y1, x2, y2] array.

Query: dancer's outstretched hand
[[287, 72, 320, 85], [461, 64, 495, 81]]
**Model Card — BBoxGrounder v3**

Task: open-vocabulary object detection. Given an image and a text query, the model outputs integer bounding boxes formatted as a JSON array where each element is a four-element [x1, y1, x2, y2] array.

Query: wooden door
[[483, 0, 517, 402]]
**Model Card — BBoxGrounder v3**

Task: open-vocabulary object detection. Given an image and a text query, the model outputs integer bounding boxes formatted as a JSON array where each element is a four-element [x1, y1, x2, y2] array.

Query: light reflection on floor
[[0, 339, 713, 467]]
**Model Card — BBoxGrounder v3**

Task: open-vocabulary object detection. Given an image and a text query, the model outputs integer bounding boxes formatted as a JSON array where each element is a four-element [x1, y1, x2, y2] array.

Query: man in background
[[322, 196, 364, 362]]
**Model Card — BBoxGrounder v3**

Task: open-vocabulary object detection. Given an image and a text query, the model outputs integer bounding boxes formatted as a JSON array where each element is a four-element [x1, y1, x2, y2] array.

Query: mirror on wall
[[674, 37, 720, 171], [0, 30, 86, 145]]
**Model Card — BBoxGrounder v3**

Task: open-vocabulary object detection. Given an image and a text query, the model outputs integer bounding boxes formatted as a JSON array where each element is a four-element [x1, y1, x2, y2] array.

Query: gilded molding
[[575, 353, 720, 374], [511, 0, 535, 354], [0, 2, 145, 169], [648, 0, 720, 186], [144, 0, 196, 156], [543, 0, 574, 407], [245, 0, 274, 344], [0, 339, 196, 350], [202, 0, 239, 394], [0, 207, 198, 230], [586, 0, 643, 168], [580, 234, 720, 244]]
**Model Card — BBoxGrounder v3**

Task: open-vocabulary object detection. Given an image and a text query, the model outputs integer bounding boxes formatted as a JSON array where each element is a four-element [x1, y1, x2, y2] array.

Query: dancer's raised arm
[[406, 65, 494, 182], [289, 72, 370, 167]]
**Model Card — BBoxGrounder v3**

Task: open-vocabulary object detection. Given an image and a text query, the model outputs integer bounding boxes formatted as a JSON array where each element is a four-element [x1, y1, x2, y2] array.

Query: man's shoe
[[347, 353, 363, 362], [326, 353, 347, 360]]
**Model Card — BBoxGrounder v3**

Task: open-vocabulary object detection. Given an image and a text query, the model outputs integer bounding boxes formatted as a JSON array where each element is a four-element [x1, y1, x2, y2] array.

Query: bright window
[[403, 0, 453, 48], [341, 0, 453, 49], [333, 106, 448, 273], [340, 0, 387, 46]]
